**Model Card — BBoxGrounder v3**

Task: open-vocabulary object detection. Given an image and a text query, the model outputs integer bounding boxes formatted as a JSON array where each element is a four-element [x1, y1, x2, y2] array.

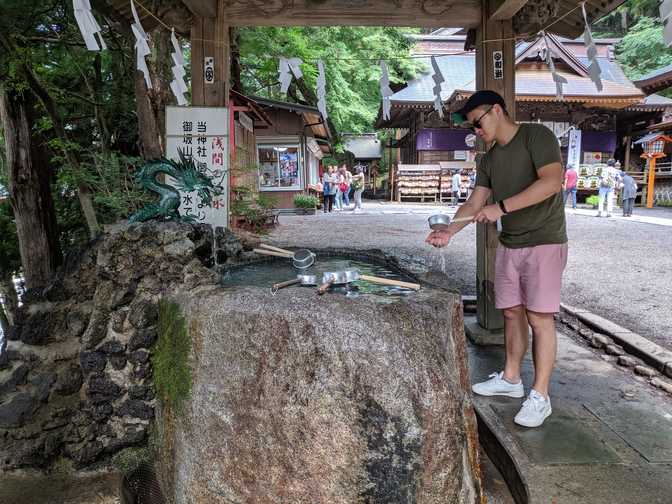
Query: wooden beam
[[474, 0, 514, 332], [181, 0, 217, 18], [216, 0, 481, 28], [490, 0, 528, 20]]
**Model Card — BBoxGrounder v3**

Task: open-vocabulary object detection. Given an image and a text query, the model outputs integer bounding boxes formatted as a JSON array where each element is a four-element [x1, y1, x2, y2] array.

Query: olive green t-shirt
[[475, 123, 567, 249]]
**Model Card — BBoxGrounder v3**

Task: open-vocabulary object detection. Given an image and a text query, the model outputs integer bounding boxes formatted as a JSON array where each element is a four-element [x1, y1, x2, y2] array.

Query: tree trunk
[[0, 87, 62, 290], [134, 28, 175, 160], [0, 275, 18, 327], [135, 71, 164, 160], [0, 31, 100, 239], [230, 27, 242, 92], [0, 304, 9, 338]]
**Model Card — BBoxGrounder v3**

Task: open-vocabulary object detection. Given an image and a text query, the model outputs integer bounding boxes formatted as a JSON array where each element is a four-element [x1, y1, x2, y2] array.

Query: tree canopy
[[237, 26, 424, 141]]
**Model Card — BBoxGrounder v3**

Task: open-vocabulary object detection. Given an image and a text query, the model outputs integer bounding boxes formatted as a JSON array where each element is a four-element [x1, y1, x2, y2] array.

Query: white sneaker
[[472, 371, 524, 398], [514, 389, 552, 428]]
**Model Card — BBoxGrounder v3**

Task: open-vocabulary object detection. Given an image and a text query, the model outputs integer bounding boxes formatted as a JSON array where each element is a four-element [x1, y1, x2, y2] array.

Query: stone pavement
[[469, 322, 672, 504]]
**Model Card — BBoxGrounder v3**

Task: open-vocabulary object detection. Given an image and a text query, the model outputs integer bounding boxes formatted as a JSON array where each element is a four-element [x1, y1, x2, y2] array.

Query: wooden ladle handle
[[259, 243, 294, 255], [272, 278, 301, 290], [317, 278, 334, 295], [253, 248, 293, 258], [358, 274, 421, 290]]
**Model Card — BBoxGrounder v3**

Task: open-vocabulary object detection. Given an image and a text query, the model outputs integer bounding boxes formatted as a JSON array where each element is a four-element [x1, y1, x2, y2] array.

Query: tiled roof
[[389, 54, 643, 105], [390, 55, 474, 104], [514, 69, 642, 98], [635, 63, 672, 83]]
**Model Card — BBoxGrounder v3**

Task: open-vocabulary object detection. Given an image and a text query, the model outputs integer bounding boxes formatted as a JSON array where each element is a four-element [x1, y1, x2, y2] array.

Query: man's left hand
[[474, 203, 504, 223]]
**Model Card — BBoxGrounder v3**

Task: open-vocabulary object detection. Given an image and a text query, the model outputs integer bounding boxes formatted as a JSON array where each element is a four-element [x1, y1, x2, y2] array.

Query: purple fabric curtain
[[416, 128, 471, 151], [581, 131, 617, 153]]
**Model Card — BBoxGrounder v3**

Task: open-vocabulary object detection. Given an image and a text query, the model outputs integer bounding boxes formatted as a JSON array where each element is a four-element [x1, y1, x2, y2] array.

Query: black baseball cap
[[452, 90, 507, 125]]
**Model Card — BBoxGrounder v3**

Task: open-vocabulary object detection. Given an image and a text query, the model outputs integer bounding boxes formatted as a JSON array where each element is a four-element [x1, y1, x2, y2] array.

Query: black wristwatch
[[498, 200, 509, 214]]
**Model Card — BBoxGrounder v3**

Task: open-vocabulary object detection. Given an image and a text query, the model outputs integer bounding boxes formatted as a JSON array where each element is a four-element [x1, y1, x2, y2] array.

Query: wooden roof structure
[[104, 0, 626, 40], [633, 64, 672, 95]]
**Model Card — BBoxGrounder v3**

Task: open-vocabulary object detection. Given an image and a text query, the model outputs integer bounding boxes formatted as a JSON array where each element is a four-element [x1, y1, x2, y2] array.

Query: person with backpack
[[351, 166, 365, 212], [597, 159, 618, 217]]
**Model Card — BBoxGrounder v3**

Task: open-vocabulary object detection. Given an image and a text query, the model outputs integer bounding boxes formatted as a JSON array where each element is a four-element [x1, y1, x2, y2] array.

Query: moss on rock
[[151, 300, 192, 413]]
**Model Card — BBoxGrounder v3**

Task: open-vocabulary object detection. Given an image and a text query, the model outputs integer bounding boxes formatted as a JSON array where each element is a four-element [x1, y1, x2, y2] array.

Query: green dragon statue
[[129, 150, 222, 224]]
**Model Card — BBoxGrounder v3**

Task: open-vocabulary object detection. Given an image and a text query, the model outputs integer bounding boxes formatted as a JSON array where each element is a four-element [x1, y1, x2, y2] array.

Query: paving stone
[[590, 334, 610, 349], [650, 378, 672, 395], [605, 344, 625, 356], [634, 365, 657, 378], [618, 356, 639, 368], [664, 362, 672, 379], [578, 328, 593, 339]]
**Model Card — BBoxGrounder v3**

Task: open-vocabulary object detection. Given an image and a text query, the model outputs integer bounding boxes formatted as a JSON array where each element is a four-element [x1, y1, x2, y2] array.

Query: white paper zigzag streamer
[[316, 60, 328, 120], [380, 61, 393, 121], [431, 56, 445, 118], [131, 0, 152, 90], [582, 3, 603, 92], [170, 29, 188, 105], [543, 33, 567, 101], [278, 57, 303, 95], [73, 0, 106, 51]]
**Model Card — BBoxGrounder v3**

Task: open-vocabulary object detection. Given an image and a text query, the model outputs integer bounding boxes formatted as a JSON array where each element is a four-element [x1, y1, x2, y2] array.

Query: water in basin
[[221, 255, 418, 298]]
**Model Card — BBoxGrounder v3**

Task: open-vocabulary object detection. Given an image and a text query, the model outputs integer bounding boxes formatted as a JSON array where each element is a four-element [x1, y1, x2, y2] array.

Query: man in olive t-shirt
[[426, 90, 567, 428]]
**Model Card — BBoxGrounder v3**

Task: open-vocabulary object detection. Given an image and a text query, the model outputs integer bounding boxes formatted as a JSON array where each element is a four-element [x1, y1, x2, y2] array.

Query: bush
[[293, 194, 319, 209], [586, 195, 599, 207]]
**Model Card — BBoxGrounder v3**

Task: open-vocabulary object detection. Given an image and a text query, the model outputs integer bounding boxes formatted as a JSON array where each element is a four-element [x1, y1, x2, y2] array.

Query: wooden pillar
[[190, 3, 229, 107], [474, 0, 515, 332], [646, 157, 657, 208], [624, 133, 631, 171]]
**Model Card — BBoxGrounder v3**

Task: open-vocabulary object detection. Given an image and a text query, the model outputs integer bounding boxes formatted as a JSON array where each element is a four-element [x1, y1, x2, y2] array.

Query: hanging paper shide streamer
[[170, 29, 188, 105], [278, 57, 303, 95], [379, 61, 393, 121], [430, 56, 445, 118], [581, 3, 603, 92], [73, 0, 106, 51], [316, 60, 328, 120], [130, 0, 153, 89], [543, 33, 567, 101]]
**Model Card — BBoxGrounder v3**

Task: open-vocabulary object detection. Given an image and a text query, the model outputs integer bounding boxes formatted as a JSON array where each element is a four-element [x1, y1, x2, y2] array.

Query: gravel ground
[[266, 203, 672, 352]]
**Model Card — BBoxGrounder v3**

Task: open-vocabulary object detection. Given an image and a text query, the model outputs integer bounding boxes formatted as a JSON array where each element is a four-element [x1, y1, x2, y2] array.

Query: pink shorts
[[494, 243, 568, 313]]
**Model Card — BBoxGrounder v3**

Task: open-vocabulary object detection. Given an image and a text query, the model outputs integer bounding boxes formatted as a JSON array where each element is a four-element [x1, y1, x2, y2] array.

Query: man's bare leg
[[502, 305, 529, 383], [526, 310, 557, 398]]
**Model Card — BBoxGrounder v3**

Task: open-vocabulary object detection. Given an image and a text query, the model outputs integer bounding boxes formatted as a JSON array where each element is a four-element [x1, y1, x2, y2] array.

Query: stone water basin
[[160, 254, 485, 503]]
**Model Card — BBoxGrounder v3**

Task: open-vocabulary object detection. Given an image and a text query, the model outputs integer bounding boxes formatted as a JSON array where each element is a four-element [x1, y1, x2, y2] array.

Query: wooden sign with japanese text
[[166, 106, 229, 228]]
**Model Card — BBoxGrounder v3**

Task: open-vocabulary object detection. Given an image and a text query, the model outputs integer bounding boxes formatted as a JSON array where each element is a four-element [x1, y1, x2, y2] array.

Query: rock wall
[[164, 284, 484, 503], [0, 222, 242, 471]]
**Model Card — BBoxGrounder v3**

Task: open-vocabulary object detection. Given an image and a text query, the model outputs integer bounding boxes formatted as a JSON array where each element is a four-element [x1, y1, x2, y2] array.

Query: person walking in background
[[563, 164, 578, 209], [468, 170, 476, 198], [340, 165, 352, 208], [597, 159, 618, 218], [322, 166, 334, 212], [451, 170, 462, 206], [333, 167, 344, 211], [621, 171, 637, 217], [351, 166, 365, 212]]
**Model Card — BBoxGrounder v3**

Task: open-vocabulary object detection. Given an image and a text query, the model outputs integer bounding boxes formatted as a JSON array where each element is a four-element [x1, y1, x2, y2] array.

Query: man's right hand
[[425, 230, 453, 248]]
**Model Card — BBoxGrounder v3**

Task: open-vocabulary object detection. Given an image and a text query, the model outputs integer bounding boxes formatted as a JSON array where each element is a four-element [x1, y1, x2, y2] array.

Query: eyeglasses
[[469, 106, 494, 132]]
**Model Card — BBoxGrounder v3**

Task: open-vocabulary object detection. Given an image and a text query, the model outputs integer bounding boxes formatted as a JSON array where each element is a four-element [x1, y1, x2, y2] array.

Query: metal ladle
[[253, 244, 316, 269], [317, 269, 421, 295]]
